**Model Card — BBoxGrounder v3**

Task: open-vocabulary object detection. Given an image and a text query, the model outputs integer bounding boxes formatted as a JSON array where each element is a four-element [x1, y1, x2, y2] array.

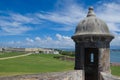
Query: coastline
[[111, 62, 120, 66]]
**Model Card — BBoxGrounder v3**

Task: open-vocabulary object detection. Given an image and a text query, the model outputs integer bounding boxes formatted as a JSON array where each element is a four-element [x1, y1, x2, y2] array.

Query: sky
[[0, 0, 120, 49]]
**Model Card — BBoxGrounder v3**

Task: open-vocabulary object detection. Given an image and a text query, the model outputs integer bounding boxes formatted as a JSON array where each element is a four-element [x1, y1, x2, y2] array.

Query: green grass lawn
[[0, 54, 74, 76], [0, 53, 120, 77], [111, 66, 120, 76], [0, 52, 25, 58]]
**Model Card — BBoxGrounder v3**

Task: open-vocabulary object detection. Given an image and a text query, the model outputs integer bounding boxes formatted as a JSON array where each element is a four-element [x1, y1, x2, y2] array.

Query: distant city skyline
[[0, 0, 120, 49]]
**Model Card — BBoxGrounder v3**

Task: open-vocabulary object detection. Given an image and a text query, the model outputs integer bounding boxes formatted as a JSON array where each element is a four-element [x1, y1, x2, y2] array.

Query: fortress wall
[[0, 70, 84, 80], [100, 72, 120, 80]]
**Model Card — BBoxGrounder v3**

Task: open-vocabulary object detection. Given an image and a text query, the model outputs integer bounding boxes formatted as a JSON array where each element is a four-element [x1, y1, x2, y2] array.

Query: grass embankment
[[111, 66, 120, 76], [0, 54, 74, 76], [0, 52, 25, 58]]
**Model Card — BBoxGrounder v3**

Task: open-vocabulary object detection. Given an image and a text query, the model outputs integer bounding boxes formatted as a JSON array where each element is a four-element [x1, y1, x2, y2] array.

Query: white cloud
[[26, 38, 34, 43], [95, 2, 120, 47], [11, 13, 33, 23], [35, 37, 41, 41], [10, 13, 41, 24], [35, 34, 74, 48], [56, 34, 71, 41], [1, 0, 120, 48], [0, 1, 120, 35], [0, 12, 41, 35], [1, 34, 74, 48], [107, 23, 120, 34], [35, 0, 86, 31]]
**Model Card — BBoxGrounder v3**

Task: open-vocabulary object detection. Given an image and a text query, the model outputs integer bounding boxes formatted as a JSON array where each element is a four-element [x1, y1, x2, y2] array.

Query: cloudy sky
[[0, 0, 120, 49]]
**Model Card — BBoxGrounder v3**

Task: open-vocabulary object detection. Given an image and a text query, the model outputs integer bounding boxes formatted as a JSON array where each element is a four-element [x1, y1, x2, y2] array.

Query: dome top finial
[[89, 6, 94, 10], [87, 6, 96, 17]]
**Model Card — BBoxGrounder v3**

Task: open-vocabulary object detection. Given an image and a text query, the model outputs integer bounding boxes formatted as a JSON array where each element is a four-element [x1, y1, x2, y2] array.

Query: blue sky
[[0, 0, 120, 49]]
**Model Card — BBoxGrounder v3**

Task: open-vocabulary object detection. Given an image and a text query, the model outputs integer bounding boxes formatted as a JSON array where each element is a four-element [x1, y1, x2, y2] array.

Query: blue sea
[[110, 51, 120, 63]]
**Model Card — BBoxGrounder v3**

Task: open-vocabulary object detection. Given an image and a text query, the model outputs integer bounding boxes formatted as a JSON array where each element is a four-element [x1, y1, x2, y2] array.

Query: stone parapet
[[100, 72, 120, 80], [0, 70, 84, 80]]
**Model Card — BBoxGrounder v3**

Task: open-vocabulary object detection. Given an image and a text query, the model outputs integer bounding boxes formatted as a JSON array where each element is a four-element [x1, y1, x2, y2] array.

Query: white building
[[2, 48, 59, 54], [0, 48, 2, 52], [3, 48, 25, 52]]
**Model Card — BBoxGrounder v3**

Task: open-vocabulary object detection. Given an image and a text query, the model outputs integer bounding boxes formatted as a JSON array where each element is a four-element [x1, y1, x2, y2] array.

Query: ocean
[[110, 51, 120, 63]]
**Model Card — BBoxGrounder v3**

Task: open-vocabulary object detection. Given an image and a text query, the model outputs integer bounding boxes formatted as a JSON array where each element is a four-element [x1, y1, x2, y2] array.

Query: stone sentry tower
[[71, 7, 114, 80]]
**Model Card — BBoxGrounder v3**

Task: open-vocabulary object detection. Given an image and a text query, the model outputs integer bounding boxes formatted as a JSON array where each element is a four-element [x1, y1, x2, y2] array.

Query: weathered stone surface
[[0, 70, 84, 80], [99, 48, 111, 72], [100, 72, 120, 80], [73, 7, 114, 38]]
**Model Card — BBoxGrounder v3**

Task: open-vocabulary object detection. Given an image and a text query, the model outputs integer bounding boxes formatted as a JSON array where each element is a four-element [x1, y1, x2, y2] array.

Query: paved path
[[0, 53, 32, 60]]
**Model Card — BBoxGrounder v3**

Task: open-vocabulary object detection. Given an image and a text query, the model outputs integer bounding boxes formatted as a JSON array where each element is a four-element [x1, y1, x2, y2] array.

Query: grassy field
[[111, 66, 120, 76], [0, 53, 120, 77], [0, 54, 74, 76], [0, 52, 25, 58]]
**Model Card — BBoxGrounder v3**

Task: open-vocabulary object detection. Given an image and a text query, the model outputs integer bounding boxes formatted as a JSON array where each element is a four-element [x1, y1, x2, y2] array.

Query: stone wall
[[0, 70, 84, 80], [99, 48, 111, 72], [100, 72, 120, 80], [0, 70, 120, 80]]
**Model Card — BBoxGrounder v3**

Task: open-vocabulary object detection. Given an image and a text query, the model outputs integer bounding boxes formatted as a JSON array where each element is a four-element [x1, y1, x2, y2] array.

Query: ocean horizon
[[110, 51, 120, 63]]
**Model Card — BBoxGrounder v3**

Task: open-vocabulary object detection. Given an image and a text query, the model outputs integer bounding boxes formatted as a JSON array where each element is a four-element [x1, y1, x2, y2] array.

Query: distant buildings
[[2, 48, 25, 52], [0, 48, 59, 54], [0, 48, 2, 52]]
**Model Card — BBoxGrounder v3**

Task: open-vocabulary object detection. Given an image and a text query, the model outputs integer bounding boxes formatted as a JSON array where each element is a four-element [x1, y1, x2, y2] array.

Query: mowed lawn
[[0, 54, 74, 76], [0, 53, 120, 77], [0, 52, 25, 58], [111, 66, 120, 76]]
